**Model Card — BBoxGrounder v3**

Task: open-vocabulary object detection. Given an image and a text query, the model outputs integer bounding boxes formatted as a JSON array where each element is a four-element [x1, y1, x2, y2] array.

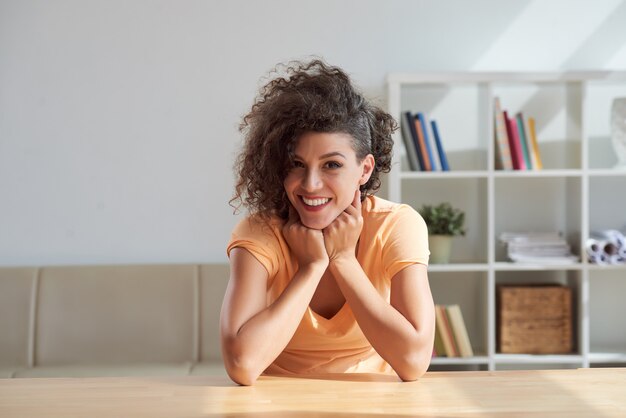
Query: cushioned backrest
[[36, 265, 196, 365], [199, 264, 230, 362], [0, 268, 37, 367]]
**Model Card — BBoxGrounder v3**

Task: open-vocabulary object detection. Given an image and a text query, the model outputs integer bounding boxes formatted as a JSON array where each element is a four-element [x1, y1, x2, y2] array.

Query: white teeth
[[302, 197, 330, 206]]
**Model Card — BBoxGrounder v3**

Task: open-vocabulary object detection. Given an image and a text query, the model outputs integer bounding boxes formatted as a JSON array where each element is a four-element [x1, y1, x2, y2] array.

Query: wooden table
[[1, 368, 625, 417]]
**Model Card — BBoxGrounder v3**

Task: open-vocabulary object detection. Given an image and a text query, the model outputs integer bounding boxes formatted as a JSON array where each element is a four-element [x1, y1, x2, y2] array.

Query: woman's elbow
[[395, 350, 431, 382], [221, 338, 262, 385], [223, 353, 261, 386]]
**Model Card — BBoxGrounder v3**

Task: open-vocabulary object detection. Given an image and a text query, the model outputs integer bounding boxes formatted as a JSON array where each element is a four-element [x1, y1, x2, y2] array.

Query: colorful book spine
[[407, 111, 425, 171], [430, 120, 449, 171], [516, 113, 532, 170], [417, 113, 437, 171], [401, 111, 420, 171], [446, 304, 474, 358], [435, 305, 458, 357], [493, 97, 513, 170], [433, 317, 446, 356], [414, 116, 431, 171], [504, 111, 525, 170], [527, 117, 543, 170]]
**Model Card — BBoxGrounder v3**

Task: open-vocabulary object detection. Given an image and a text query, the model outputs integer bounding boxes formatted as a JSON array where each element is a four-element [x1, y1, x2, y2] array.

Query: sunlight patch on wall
[[470, 0, 624, 70]]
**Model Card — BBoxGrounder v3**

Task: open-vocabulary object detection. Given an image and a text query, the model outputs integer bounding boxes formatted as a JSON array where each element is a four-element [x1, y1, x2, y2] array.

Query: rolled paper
[[588, 252, 608, 265], [603, 241, 618, 256], [592, 230, 626, 250], [585, 238, 602, 256]]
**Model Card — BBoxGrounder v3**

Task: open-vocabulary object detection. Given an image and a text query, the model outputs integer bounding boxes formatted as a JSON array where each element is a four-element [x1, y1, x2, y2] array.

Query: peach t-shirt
[[226, 195, 429, 375]]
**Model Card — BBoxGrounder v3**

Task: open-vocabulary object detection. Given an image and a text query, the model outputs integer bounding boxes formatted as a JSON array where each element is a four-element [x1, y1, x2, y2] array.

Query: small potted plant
[[418, 202, 466, 264]]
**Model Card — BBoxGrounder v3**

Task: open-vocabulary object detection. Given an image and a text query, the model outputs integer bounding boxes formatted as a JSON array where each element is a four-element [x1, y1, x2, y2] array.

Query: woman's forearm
[[222, 262, 326, 385], [329, 257, 433, 381]]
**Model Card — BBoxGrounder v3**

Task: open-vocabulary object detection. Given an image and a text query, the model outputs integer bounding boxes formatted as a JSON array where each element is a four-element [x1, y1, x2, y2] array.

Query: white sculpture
[[611, 97, 626, 169]]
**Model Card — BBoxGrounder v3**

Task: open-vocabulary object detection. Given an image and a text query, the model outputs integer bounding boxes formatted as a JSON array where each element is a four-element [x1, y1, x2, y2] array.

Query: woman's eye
[[324, 161, 342, 169], [292, 161, 305, 169]]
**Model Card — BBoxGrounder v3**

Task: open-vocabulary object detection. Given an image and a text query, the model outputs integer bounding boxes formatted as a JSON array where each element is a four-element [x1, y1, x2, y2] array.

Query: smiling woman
[[221, 59, 435, 386]]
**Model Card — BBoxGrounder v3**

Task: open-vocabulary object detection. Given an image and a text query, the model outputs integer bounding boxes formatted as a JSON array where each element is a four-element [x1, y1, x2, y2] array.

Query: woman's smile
[[300, 196, 332, 211]]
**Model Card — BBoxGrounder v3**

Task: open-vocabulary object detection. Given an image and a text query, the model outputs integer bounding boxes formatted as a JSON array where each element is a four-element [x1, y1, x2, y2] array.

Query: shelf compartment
[[403, 177, 488, 264], [492, 81, 583, 170], [589, 269, 626, 357], [430, 271, 488, 360], [494, 176, 582, 263], [495, 270, 583, 357], [399, 83, 489, 171], [588, 176, 626, 236], [585, 80, 626, 169]]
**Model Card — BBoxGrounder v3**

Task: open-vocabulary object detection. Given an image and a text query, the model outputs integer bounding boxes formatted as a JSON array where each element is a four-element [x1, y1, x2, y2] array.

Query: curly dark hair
[[231, 58, 397, 220]]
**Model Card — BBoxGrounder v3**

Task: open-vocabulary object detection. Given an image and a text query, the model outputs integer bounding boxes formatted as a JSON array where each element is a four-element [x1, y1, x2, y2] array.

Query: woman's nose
[[302, 169, 322, 191]]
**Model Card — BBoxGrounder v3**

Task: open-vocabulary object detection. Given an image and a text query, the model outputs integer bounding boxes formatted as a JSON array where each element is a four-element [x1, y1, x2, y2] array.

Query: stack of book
[[400, 111, 449, 171], [433, 304, 474, 358], [499, 232, 579, 264], [494, 97, 543, 170]]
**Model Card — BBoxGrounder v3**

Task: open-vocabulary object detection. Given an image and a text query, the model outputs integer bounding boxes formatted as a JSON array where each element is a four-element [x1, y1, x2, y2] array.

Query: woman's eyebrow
[[320, 152, 346, 159], [294, 151, 347, 160]]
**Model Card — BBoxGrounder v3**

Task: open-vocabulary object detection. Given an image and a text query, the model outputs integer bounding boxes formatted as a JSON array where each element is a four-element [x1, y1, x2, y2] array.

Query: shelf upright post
[[485, 81, 497, 371], [580, 78, 590, 368], [387, 77, 402, 203]]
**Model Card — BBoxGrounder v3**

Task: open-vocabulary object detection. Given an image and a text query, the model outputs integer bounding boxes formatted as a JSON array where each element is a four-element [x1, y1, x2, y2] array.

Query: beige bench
[[0, 264, 230, 378]]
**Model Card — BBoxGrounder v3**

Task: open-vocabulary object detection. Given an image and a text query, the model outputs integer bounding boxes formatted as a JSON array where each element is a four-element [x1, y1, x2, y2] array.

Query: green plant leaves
[[418, 202, 466, 236]]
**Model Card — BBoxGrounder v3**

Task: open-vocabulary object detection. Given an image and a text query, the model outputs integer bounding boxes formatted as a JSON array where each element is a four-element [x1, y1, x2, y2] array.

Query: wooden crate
[[497, 285, 573, 354]]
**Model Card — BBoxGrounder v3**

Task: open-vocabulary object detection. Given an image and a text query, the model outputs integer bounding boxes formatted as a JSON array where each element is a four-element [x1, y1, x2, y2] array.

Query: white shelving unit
[[386, 71, 626, 371]]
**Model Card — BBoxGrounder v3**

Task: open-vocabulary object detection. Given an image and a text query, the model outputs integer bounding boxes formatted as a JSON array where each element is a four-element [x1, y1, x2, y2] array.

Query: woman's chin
[[299, 216, 332, 230], [300, 221, 328, 230]]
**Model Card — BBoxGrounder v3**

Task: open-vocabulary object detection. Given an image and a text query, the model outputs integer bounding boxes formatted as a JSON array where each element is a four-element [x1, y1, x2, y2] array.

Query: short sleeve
[[381, 204, 430, 279], [226, 216, 282, 278]]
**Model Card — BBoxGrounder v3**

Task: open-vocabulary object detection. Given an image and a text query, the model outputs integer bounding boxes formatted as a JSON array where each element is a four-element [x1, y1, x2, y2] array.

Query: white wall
[[1, 0, 626, 266]]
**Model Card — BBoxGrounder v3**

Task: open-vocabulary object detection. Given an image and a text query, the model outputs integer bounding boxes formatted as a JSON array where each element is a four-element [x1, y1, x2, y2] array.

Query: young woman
[[221, 59, 435, 385]]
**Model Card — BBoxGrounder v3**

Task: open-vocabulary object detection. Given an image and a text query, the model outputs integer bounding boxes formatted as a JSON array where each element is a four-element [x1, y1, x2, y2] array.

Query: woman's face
[[283, 131, 374, 230]]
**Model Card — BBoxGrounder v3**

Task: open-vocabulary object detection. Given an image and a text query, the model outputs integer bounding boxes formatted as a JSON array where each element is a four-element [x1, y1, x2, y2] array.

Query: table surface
[[1, 368, 625, 417]]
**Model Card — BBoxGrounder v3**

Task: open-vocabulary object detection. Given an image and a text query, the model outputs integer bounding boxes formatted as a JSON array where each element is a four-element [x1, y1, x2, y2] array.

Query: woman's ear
[[359, 154, 375, 185]]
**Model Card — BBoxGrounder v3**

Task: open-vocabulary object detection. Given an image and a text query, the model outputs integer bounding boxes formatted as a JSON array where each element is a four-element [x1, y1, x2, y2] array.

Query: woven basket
[[497, 285, 573, 354]]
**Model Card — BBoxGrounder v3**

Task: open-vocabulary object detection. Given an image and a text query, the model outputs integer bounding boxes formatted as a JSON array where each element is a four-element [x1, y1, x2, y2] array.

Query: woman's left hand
[[323, 189, 363, 262]]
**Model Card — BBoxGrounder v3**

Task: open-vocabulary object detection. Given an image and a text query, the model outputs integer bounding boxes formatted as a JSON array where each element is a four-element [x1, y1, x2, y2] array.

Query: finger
[[354, 188, 362, 213], [345, 189, 361, 216]]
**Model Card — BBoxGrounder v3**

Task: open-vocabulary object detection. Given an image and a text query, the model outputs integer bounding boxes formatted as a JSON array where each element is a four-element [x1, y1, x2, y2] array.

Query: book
[[446, 305, 474, 358], [516, 113, 532, 170], [407, 111, 426, 171], [430, 120, 450, 171], [418, 113, 437, 171], [505, 113, 526, 170], [527, 117, 543, 170], [493, 97, 513, 170], [435, 304, 458, 357], [414, 116, 432, 171], [401, 111, 421, 171], [433, 318, 446, 356]]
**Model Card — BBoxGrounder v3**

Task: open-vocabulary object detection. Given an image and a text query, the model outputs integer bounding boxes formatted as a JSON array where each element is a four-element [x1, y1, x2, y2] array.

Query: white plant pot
[[611, 97, 626, 169], [429, 235, 453, 264]]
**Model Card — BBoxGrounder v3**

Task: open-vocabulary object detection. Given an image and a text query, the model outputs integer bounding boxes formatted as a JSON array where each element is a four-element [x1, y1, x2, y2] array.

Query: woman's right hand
[[282, 205, 329, 269]]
